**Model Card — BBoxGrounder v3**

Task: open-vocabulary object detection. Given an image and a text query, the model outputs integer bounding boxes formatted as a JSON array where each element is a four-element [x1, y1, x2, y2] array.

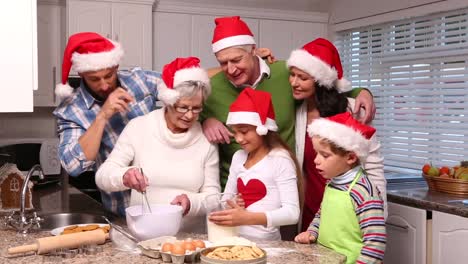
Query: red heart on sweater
[[237, 178, 267, 208]]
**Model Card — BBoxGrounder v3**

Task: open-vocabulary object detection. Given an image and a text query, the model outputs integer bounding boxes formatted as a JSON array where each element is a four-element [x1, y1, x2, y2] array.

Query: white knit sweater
[[295, 99, 387, 217], [224, 149, 300, 240], [96, 108, 220, 233]]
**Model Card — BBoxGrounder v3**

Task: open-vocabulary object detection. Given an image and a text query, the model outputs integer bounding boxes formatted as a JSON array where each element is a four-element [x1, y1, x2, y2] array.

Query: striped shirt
[[53, 67, 161, 216], [308, 169, 386, 263]]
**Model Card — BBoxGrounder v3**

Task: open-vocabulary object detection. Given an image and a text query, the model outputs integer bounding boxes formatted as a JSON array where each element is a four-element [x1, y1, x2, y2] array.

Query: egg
[[193, 240, 206, 249], [171, 244, 186, 255], [161, 242, 173, 253], [183, 240, 196, 251]]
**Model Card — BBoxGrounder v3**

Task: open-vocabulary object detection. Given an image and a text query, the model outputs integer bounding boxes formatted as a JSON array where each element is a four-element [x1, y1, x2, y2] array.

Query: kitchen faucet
[[6, 164, 44, 234]]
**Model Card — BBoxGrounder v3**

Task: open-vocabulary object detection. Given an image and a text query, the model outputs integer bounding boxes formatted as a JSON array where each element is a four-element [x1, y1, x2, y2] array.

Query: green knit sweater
[[202, 61, 295, 187]]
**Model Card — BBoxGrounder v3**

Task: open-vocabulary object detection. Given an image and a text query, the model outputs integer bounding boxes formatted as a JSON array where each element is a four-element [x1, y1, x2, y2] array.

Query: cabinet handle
[[106, 33, 111, 39], [52, 66, 56, 103], [386, 222, 408, 230], [115, 34, 119, 41]]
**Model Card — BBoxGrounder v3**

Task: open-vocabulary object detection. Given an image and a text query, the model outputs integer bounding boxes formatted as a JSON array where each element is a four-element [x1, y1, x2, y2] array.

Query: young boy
[[295, 112, 386, 263]]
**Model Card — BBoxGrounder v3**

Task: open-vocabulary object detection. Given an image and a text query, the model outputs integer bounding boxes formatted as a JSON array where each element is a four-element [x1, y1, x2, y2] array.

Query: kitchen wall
[[181, 0, 330, 12], [0, 107, 56, 139]]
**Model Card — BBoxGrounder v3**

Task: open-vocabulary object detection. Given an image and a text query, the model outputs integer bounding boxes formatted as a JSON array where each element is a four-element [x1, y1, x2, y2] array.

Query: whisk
[[139, 168, 152, 214]]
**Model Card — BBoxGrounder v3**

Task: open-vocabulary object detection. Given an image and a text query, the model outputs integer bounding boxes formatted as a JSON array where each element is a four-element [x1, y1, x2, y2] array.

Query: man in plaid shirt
[[53, 32, 161, 216]]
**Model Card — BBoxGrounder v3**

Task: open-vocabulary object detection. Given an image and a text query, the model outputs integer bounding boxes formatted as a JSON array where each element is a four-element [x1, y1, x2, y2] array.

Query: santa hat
[[158, 57, 210, 105], [212, 16, 256, 53], [287, 38, 351, 93], [55, 32, 123, 102], [226, 87, 277, 136], [307, 112, 376, 161]]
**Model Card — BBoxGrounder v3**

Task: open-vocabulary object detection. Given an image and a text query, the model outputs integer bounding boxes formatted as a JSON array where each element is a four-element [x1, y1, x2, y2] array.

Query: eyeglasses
[[173, 105, 203, 114]]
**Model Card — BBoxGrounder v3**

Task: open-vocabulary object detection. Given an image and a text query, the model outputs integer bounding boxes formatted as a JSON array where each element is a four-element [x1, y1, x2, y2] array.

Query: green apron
[[317, 169, 363, 264]]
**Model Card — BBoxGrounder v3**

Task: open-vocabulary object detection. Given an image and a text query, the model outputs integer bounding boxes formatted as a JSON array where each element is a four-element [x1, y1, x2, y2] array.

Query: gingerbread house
[[0, 163, 33, 213]]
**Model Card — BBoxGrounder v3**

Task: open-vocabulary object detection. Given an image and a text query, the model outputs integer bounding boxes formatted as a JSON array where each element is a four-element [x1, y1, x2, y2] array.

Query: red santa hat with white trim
[[307, 112, 376, 161], [212, 16, 256, 53], [158, 57, 210, 105], [55, 32, 124, 102], [226, 87, 277, 136], [287, 38, 351, 93]]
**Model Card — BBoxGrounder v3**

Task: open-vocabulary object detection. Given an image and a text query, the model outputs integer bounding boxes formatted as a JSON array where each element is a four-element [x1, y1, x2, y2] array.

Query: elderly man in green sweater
[[201, 16, 375, 188]]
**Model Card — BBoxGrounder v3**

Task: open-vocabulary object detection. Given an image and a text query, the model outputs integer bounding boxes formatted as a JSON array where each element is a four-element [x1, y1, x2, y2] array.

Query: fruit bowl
[[422, 173, 468, 196]]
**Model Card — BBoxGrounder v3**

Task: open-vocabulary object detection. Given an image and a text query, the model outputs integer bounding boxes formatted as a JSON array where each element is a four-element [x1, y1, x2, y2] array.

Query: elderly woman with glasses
[[96, 57, 220, 233]]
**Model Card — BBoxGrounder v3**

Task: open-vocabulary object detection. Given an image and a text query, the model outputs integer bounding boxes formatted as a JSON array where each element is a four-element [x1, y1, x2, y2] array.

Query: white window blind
[[335, 9, 468, 172]]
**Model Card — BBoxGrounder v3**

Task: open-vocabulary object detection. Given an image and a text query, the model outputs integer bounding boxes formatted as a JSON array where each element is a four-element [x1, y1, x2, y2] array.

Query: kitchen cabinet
[[0, 0, 37, 112], [384, 202, 427, 264], [153, 0, 328, 70], [67, 0, 153, 71], [35, 1, 63, 107], [432, 211, 468, 264]]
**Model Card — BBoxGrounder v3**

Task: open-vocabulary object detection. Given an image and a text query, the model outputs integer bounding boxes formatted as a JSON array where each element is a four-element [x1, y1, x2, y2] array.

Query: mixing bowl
[[125, 204, 183, 241]]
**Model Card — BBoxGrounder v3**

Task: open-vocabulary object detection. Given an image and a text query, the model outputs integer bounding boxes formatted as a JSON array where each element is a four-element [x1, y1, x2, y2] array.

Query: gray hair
[[169, 80, 211, 105], [221, 44, 255, 54]]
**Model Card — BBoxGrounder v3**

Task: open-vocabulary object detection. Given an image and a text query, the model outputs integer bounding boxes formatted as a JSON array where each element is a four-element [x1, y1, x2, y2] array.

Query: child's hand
[[294, 231, 316, 244], [236, 193, 245, 208], [208, 200, 248, 226]]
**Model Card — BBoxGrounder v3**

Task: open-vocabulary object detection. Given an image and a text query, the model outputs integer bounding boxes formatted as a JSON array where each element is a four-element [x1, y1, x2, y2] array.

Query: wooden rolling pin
[[8, 229, 109, 255]]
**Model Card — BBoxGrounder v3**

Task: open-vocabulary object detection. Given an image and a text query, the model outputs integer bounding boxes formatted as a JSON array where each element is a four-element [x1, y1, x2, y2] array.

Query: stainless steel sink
[[38, 213, 108, 230]]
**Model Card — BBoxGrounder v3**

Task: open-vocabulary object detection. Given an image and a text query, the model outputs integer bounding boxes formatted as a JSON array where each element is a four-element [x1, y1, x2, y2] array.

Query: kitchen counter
[[388, 181, 468, 218], [0, 183, 346, 263]]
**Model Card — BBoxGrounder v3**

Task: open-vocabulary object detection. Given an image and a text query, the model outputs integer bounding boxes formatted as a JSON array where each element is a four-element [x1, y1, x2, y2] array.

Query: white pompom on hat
[[307, 112, 376, 161], [226, 87, 277, 136], [211, 16, 256, 53], [55, 32, 123, 102], [158, 57, 210, 106], [287, 38, 351, 93]]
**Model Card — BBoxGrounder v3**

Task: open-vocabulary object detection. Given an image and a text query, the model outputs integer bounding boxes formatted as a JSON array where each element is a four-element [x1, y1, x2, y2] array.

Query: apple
[[439, 166, 450, 176], [422, 164, 431, 174], [427, 167, 440, 177]]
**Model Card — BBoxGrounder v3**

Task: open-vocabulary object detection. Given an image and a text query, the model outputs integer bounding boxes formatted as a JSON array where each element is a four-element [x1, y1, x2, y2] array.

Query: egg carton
[[137, 236, 207, 264]]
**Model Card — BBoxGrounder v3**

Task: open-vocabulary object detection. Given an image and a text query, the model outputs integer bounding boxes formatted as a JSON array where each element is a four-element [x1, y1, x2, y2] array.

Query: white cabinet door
[[432, 211, 468, 264], [384, 202, 427, 264], [112, 3, 152, 70], [153, 12, 192, 71], [35, 3, 62, 106], [258, 20, 327, 61], [67, 0, 111, 38], [0, 0, 36, 112], [67, 1, 152, 71]]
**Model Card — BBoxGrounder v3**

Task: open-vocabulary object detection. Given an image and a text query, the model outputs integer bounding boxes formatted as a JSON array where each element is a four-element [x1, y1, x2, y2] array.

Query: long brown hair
[[264, 131, 304, 210]]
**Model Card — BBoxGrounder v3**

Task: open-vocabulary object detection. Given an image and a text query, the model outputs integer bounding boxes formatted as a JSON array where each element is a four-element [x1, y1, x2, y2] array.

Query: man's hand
[[202, 118, 233, 144], [294, 231, 316, 244], [171, 194, 191, 216], [122, 167, 148, 192], [354, 89, 376, 124], [100, 88, 134, 120]]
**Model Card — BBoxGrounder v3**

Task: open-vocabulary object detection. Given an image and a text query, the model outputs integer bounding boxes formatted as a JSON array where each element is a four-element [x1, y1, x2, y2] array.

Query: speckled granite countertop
[[0, 230, 346, 264], [388, 181, 468, 218], [0, 184, 346, 263]]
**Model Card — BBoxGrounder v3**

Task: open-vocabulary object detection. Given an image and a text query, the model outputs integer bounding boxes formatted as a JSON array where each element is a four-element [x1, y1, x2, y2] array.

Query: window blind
[[335, 9, 468, 172]]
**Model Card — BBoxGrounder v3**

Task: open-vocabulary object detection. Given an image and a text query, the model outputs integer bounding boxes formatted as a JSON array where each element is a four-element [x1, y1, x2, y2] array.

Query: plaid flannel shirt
[[53, 67, 161, 216]]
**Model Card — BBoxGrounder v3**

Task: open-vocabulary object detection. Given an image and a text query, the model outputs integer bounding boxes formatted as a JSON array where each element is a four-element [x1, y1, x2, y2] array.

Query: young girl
[[208, 87, 302, 241], [295, 112, 386, 263]]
